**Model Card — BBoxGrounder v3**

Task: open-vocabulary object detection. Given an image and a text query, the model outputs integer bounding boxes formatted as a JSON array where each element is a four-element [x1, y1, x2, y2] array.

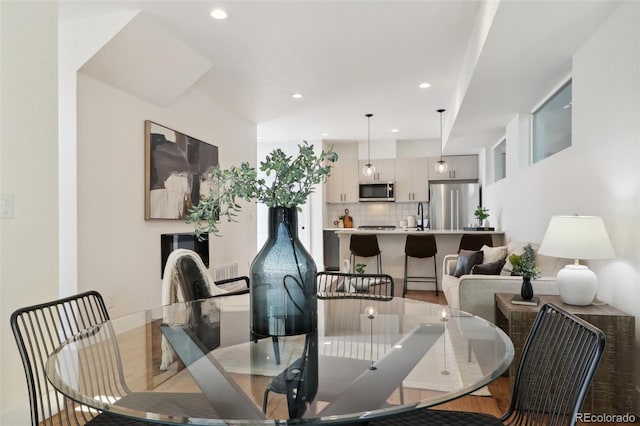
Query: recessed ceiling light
[[418, 82, 431, 89], [210, 8, 228, 20], [391, 129, 399, 133], [291, 93, 304, 99], [321, 133, 329, 137]]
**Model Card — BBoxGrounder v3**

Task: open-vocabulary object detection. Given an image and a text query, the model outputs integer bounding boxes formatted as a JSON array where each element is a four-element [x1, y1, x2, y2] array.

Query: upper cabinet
[[395, 157, 429, 202], [358, 159, 395, 182], [326, 158, 359, 203], [428, 155, 478, 181]]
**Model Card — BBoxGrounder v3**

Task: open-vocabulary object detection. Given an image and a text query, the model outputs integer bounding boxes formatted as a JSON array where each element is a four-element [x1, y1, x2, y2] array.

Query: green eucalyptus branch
[[186, 141, 338, 238], [508, 244, 541, 279]]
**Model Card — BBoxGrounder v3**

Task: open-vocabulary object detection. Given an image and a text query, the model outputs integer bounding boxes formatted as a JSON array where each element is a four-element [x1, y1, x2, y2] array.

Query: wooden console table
[[495, 293, 636, 415]]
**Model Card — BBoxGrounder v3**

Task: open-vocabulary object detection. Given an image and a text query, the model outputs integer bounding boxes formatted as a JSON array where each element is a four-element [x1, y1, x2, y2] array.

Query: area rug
[[402, 331, 491, 396], [211, 328, 491, 397]]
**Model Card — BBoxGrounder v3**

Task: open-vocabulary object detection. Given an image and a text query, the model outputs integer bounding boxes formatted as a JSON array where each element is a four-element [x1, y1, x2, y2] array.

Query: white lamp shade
[[539, 215, 614, 306], [538, 215, 614, 260]]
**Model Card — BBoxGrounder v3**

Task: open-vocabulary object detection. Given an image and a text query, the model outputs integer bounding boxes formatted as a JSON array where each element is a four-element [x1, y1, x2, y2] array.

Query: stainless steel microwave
[[359, 182, 395, 202]]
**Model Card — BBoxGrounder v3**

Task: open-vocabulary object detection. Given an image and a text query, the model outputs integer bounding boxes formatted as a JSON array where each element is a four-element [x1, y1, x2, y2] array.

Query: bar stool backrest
[[404, 234, 437, 258], [350, 234, 381, 257], [458, 234, 493, 252]]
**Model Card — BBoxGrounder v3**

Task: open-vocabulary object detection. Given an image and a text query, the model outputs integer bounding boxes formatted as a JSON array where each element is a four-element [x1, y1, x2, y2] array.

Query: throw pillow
[[471, 259, 506, 275], [454, 249, 484, 277], [481, 245, 508, 264]]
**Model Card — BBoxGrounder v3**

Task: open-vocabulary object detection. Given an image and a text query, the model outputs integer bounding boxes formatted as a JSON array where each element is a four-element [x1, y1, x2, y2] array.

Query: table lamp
[[538, 215, 614, 306]]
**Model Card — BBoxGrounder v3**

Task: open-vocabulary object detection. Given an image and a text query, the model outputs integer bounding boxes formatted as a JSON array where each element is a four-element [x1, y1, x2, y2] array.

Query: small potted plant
[[474, 206, 490, 227], [352, 263, 367, 292], [508, 244, 541, 300]]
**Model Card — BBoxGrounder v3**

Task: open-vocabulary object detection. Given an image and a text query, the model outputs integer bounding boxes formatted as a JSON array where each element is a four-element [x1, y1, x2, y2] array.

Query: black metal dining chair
[[11, 291, 217, 425], [365, 303, 606, 426], [316, 271, 395, 300], [214, 275, 250, 292]]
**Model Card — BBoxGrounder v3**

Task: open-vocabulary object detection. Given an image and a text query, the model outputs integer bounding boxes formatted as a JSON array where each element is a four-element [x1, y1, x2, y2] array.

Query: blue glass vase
[[250, 206, 317, 338]]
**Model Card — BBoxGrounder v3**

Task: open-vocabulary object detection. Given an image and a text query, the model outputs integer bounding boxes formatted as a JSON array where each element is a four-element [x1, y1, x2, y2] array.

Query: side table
[[495, 293, 636, 416]]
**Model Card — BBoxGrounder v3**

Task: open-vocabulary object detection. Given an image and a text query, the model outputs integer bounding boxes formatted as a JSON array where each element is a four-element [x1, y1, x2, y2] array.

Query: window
[[493, 138, 506, 181], [532, 79, 572, 163]]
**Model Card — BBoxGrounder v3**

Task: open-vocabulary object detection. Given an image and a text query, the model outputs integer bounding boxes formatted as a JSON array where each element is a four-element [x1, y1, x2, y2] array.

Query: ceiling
[[61, 0, 619, 154]]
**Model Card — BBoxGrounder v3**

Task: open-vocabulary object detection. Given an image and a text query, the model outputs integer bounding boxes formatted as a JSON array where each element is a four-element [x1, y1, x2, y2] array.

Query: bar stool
[[458, 233, 493, 252], [403, 234, 438, 297], [349, 234, 382, 274]]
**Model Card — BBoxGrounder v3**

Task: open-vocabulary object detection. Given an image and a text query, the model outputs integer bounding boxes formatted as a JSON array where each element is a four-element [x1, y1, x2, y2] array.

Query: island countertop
[[327, 228, 505, 294], [330, 228, 502, 235]]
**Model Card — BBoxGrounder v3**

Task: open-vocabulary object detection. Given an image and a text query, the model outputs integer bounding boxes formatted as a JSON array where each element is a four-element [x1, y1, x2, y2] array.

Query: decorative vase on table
[[250, 206, 317, 339], [520, 276, 534, 300]]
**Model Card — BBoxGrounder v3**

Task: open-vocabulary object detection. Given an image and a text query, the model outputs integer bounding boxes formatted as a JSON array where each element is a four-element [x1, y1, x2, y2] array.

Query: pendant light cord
[[438, 108, 445, 161], [366, 113, 373, 164]]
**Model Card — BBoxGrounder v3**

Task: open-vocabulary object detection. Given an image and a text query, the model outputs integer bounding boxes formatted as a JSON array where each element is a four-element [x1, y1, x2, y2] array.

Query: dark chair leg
[[403, 255, 408, 297], [262, 388, 270, 413], [272, 336, 281, 365], [433, 256, 438, 297]]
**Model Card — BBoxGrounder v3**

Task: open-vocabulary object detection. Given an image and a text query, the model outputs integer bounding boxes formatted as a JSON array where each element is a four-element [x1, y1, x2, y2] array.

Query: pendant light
[[434, 108, 448, 174], [362, 113, 376, 177]]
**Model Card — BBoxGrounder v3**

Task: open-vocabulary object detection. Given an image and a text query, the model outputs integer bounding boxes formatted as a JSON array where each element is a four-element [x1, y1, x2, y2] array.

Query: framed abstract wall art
[[145, 120, 218, 220]]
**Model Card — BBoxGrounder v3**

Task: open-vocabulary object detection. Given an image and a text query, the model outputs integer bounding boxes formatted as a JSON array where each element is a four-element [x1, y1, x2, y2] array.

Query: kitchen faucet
[[417, 202, 424, 231]]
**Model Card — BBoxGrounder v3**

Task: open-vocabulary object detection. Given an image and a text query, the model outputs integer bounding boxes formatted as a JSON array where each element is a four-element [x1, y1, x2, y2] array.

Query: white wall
[[77, 74, 256, 317], [483, 1, 640, 403], [59, 10, 139, 298], [0, 2, 59, 423]]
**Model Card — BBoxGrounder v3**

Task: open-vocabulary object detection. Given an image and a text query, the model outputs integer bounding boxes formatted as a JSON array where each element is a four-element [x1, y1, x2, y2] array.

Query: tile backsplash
[[327, 202, 428, 228]]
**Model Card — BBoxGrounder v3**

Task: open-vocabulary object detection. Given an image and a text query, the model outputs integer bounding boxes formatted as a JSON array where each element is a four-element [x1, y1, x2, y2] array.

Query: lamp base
[[556, 264, 597, 306]]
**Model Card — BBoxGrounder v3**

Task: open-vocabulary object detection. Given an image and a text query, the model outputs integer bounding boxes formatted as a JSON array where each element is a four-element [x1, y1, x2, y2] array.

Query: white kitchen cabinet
[[428, 155, 478, 181], [395, 157, 429, 202], [358, 158, 395, 182], [326, 159, 358, 203]]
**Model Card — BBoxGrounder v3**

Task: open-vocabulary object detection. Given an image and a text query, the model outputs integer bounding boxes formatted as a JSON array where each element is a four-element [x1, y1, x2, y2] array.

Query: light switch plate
[[1, 195, 14, 219]]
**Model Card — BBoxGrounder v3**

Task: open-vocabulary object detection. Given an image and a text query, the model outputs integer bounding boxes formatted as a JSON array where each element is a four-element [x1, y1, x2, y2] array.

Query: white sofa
[[441, 241, 569, 323]]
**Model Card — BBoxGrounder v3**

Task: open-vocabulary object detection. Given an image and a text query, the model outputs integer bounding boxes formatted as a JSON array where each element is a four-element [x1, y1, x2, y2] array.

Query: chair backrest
[[404, 234, 437, 258], [162, 249, 229, 306], [214, 275, 250, 293], [316, 271, 394, 300], [458, 233, 493, 252], [503, 303, 606, 426], [10, 291, 122, 426], [177, 255, 213, 300], [349, 234, 381, 257]]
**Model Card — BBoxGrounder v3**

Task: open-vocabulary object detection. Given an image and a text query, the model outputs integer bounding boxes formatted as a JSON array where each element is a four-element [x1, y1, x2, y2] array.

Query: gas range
[[357, 225, 397, 230]]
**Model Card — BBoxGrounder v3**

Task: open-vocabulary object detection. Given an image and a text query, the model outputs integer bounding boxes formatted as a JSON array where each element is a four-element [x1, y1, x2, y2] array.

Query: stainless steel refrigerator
[[429, 182, 480, 230]]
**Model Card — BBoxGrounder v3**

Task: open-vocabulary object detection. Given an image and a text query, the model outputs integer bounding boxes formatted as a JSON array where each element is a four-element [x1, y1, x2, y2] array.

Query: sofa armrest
[[443, 254, 458, 276], [457, 275, 558, 323]]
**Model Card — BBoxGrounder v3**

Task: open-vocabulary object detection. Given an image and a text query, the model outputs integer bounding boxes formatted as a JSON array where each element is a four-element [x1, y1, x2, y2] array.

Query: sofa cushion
[[454, 250, 484, 277], [471, 260, 506, 275], [481, 245, 507, 264]]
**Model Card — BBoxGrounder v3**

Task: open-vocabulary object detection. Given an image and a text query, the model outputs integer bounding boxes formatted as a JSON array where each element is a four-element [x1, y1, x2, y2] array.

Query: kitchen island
[[330, 228, 505, 294]]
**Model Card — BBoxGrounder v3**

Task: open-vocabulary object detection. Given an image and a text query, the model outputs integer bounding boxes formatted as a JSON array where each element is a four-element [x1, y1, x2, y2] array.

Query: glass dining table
[[46, 293, 513, 425]]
